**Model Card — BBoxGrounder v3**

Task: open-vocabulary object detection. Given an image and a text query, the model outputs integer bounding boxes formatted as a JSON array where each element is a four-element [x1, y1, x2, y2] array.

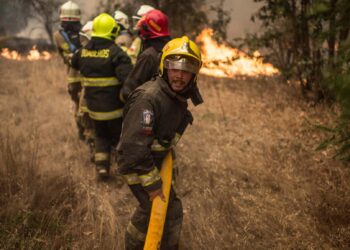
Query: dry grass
[[0, 57, 349, 249]]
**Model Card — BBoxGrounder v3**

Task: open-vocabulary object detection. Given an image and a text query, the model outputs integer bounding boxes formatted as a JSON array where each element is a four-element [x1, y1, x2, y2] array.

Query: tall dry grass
[[0, 57, 128, 249], [0, 57, 349, 249], [0, 130, 125, 249]]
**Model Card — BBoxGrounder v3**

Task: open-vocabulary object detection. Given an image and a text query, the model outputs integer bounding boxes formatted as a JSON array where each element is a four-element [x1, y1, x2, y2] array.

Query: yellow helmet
[[160, 36, 202, 76], [91, 13, 120, 40], [59, 1, 81, 21]]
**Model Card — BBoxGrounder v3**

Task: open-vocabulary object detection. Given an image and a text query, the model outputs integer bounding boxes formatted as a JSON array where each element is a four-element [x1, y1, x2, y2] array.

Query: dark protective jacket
[[53, 24, 82, 85], [117, 76, 193, 192], [120, 36, 171, 101], [71, 37, 133, 120]]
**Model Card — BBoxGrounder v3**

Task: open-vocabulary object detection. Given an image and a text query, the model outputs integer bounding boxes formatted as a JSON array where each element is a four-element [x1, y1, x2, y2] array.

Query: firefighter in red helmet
[[120, 9, 171, 101]]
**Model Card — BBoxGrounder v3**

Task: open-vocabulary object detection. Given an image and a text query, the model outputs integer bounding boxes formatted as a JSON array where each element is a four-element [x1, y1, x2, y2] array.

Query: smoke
[[75, 0, 261, 39], [224, 0, 261, 40], [3, 0, 260, 41], [0, 0, 32, 36]]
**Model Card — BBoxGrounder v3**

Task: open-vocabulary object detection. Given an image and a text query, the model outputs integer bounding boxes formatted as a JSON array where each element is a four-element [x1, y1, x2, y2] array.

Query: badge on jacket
[[141, 109, 153, 135]]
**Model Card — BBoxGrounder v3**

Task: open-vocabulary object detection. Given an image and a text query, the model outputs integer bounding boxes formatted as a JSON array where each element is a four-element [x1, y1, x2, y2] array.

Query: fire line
[[196, 28, 279, 78]]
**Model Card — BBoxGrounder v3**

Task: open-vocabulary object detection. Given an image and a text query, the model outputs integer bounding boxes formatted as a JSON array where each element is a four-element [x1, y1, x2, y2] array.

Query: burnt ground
[[0, 56, 349, 249]]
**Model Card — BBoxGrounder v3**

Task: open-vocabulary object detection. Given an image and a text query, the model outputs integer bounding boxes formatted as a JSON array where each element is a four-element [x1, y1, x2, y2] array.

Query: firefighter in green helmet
[[71, 13, 133, 178]]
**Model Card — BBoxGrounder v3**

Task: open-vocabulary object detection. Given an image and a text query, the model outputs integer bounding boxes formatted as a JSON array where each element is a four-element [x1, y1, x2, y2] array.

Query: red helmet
[[136, 9, 170, 39]]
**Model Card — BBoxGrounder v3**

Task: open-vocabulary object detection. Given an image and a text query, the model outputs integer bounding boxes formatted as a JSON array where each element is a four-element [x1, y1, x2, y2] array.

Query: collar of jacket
[[157, 77, 187, 103], [143, 36, 171, 52], [86, 37, 114, 49]]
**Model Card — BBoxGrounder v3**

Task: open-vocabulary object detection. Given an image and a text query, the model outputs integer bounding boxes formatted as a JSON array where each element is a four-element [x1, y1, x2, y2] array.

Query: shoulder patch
[[141, 109, 154, 135]]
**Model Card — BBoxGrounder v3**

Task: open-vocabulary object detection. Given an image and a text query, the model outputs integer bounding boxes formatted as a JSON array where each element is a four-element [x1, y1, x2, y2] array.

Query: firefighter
[[117, 36, 204, 249], [71, 13, 133, 178], [53, 1, 85, 140], [78, 20, 95, 161], [120, 9, 171, 101], [79, 20, 93, 46], [114, 10, 133, 51], [127, 4, 156, 65]]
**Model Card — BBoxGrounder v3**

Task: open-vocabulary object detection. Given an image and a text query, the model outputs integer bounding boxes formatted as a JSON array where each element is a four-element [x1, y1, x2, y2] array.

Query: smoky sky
[[75, 0, 261, 40], [224, 0, 261, 39], [15, 0, 260, 40]]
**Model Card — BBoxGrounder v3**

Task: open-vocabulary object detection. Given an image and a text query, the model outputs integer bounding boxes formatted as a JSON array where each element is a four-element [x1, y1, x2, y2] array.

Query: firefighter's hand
[[147, 188, 166, 202]]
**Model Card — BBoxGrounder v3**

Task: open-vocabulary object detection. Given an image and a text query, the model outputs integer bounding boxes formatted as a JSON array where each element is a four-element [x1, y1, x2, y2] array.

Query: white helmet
[[59, 1, 81, 21], [132, 4, 155, 21], [79, 21, 93, 40], [114, 10, 130, 30]]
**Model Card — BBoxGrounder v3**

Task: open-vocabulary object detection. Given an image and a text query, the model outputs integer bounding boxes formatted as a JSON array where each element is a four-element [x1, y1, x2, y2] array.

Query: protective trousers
[[67, 81, 85, 140], [93, 118, 122, 172], [125, 184, 183, 250], [77, 88, 94, 143]]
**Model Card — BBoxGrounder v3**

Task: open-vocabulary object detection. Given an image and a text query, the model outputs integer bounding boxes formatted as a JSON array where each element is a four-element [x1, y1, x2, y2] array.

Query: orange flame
[[196, 28, 279, 78], [1, 46, 51, 61]]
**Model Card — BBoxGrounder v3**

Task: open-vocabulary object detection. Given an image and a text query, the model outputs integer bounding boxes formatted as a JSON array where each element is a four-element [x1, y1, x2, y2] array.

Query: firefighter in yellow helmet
[[71, 13, 133, 178], [120, 9, 171, 102], [116, 36, 203, 249], [53, 1, 86, 140]]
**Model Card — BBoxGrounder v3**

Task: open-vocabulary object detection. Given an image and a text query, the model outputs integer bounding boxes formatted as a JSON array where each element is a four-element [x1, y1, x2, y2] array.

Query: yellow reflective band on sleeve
[[151, 139, 168, 152], [139, 168, 161, 187], [88, 108, 123, 120], [67, 76, 81, 84], [95, 152, 109, 162], [122, 167, 160, 187], [82, 77, 120, 87], [173, 133, 181, 145], [79, 105, 88, 112], [122, 173, 141, 185]]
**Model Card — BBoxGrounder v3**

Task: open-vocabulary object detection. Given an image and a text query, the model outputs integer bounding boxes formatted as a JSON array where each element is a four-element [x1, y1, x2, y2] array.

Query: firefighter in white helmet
[[127, 4, 156, 65], [53, 1, 86, 141], [114, 10, 133, 51], [79, 20, 93, 46]]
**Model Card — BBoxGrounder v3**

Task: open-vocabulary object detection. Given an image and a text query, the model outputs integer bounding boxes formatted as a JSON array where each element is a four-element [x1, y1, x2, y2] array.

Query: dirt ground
[[0, 56, 349, 249]]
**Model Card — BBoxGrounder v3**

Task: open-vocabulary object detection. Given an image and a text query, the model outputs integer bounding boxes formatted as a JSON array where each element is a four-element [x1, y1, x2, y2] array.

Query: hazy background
[[17, 0, 261, 41], [77, 0, 261, 39]]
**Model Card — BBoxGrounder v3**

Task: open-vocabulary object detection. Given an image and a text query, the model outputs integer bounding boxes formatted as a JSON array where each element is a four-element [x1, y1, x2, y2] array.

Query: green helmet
[[92, 13, 120, 40]]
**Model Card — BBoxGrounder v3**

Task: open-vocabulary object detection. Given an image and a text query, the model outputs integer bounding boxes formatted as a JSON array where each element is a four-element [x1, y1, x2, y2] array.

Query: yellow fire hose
[[144, 152, 173, 250]]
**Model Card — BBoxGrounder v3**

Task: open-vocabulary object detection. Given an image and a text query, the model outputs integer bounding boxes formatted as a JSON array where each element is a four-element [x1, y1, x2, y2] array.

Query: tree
[[210, 0, 231, 43], [0, 0, 32, 36], [28, 0, 64, 45], [245, 0, 350, 159]]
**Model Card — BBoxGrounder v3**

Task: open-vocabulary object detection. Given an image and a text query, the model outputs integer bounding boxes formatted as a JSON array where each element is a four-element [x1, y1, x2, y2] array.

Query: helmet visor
[[164, 55, 200, 74]]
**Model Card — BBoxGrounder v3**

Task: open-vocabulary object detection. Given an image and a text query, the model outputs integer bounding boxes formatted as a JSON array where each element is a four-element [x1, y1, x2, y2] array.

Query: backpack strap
[[59, 30, 78, 53]]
